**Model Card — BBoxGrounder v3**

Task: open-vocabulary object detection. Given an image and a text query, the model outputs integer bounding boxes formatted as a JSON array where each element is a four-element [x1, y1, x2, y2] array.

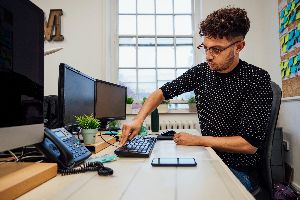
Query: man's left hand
[[173, 132, 199, 146]]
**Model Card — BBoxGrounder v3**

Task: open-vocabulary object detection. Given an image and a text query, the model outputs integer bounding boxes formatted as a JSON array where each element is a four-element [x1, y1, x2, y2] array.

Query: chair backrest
[[43, 95, 60, 129], [260, 81, 282, 197]]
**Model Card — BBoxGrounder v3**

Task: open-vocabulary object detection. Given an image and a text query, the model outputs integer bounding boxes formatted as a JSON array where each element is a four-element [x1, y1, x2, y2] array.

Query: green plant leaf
[[126, 97, 134, 104], [142, 97, 147, 105], [75, 114, 101, 129], [188, 96, 196, 103], [161, 99, 170, 104]]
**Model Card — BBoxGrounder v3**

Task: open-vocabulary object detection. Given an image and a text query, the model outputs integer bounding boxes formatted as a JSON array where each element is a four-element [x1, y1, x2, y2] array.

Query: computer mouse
[[161, 130, 176, 137]]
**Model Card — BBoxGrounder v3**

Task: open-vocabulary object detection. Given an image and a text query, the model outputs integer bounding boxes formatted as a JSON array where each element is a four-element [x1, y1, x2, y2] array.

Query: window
[[118, 0, 199, 101]]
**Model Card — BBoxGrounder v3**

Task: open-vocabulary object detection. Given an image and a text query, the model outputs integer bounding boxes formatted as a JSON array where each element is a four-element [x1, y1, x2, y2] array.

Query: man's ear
[[236, 41, 245, 53]]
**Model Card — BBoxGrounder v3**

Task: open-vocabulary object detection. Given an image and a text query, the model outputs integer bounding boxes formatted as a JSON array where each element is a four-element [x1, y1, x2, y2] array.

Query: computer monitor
[[95, 80, 127, 130], [58, 63, 95, 128], [0, 0, 44, 152]]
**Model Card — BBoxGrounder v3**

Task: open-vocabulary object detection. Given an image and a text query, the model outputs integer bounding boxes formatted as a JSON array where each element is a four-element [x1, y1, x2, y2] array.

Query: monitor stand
[[0, 162, 57, 199], [98, 119, 109, 131], [65, 124, 80, 134], [98, 119, 121, 131]]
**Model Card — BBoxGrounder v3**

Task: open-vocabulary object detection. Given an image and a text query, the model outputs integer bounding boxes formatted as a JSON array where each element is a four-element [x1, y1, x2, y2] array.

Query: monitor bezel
[[58, 63, 96, 127], [95, 79, 127, 121], [0, 0, 44, 152]]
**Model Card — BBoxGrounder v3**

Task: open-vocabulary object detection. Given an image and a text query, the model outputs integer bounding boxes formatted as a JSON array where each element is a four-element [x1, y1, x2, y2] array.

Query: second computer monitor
[[58, 63, 95, 127], [95, 80, 126, 130]]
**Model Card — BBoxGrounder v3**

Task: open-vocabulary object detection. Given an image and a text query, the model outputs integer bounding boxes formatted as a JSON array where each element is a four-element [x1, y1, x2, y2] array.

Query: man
[[120, 7, 273, 193]]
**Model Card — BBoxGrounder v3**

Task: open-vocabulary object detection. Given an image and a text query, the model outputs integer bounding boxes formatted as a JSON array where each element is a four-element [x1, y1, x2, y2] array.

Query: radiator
[[144, 120, 198, 130]]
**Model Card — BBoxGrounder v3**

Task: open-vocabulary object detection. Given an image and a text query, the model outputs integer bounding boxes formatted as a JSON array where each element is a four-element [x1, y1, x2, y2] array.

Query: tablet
[[151, 158, 197, 167]]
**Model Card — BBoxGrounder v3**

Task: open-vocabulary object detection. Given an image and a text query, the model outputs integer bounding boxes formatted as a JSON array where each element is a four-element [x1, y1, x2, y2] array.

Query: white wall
[[262, 0, 282, 87], [31, 0, 115, 96]]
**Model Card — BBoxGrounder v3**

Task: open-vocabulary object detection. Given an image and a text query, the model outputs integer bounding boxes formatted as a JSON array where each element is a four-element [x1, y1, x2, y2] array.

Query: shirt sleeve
[[159, 66, 198, 100], [239, 71, 273, 148]]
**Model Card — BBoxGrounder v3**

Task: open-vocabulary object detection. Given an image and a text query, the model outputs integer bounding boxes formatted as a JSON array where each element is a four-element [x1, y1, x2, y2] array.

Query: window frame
[[110, 0, 202, 102]]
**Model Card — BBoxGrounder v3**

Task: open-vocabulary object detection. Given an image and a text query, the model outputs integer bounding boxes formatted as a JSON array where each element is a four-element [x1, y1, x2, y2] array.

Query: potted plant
[[75, 114, 101, 144], [157, 99, 170, 113], [188, 96, 197, 112], [126, 96, 134, 114]]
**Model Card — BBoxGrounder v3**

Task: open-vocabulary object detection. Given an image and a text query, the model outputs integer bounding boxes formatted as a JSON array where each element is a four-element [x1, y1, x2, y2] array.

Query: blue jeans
[[229, 168, 258, 192]]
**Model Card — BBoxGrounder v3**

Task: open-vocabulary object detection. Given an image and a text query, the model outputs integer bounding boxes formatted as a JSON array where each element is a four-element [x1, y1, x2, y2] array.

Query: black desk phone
[[40, 128, 91, 169]]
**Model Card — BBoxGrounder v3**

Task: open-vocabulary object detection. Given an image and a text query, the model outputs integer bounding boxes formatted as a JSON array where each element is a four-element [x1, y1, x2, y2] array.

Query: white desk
[[18, 129, 254, 200]]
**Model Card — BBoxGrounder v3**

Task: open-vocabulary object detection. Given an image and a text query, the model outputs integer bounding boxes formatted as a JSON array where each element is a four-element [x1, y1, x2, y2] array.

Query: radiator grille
[[144, 120, 198, 130]]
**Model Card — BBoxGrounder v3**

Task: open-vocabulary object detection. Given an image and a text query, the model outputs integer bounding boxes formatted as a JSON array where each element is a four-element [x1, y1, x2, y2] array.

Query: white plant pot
[[81, 129, 98, 144], [126, 104, 132, 114], [157, 104, 169, 113], [188, 103, 197, 112]]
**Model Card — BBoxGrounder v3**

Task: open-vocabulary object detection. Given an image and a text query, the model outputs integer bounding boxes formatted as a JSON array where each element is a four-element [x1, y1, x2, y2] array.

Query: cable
[[18, 146, 47, 162], [18, 155, 46, 162], [0, 157, 16, 162], [1, 146, 46, 163], [8, 150, 19, 162], [18, 146, 26, 160], [99, 132, 119, 148]]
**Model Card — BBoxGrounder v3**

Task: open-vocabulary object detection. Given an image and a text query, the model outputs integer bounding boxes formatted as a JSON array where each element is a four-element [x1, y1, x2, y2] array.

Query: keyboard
[[114, 136, 157, 158]]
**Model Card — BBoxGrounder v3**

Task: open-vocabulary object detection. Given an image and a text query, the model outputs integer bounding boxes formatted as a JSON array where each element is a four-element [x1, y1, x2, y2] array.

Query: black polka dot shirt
[[160, 59, 273, 171]]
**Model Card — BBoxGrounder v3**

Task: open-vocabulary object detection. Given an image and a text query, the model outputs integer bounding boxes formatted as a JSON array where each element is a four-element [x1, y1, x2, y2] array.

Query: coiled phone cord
[[59, 161, 113, 176]]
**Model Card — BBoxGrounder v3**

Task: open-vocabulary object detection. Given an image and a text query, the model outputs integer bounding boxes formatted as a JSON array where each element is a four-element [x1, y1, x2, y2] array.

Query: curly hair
[[199, 7, 250, 40]]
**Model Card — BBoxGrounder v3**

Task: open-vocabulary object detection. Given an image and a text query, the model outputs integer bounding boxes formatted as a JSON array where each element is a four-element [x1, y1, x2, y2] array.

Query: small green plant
[[188, 96, 196, 104], [161, 99, 170, 104], [142, 97, 147, 105], [75, 114, 101, 129], [126, 96, 134, 104]]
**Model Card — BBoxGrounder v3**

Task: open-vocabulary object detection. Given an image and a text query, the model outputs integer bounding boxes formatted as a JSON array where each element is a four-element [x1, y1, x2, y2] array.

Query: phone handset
[[44, 128, 75, 168]]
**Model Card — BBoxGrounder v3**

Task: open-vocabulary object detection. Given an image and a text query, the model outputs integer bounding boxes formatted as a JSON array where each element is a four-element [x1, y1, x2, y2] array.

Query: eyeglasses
[[197, 40, 242, 57]]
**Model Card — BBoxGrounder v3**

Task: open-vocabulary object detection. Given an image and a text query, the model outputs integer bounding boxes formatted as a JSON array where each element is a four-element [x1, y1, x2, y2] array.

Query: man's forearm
[[195, 135, 257, 154], [134, 89, 165, 123]]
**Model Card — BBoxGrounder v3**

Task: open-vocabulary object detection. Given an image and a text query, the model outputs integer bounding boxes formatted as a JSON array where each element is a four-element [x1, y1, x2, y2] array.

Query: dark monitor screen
[[58, 63, 95, 127], [0, 0, 44, 152], [95, 80, 126, 129]]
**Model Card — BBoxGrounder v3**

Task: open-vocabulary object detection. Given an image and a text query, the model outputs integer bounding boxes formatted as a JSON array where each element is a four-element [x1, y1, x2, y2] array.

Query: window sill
[[126, 109, 197, 115]]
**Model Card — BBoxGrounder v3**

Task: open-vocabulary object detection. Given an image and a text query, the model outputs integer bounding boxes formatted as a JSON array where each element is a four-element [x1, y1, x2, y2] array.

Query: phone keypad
[[62, 134, 91, 162]]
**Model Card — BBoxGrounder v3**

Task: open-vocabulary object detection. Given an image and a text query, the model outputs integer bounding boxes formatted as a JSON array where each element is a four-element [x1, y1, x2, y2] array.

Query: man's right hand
[[120, 120, 142, 146]]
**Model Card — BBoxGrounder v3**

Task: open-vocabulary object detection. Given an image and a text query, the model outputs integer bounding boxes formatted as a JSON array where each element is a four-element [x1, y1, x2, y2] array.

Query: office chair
[[254, 81, 282, 200], [44, 95, 60, 129]]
